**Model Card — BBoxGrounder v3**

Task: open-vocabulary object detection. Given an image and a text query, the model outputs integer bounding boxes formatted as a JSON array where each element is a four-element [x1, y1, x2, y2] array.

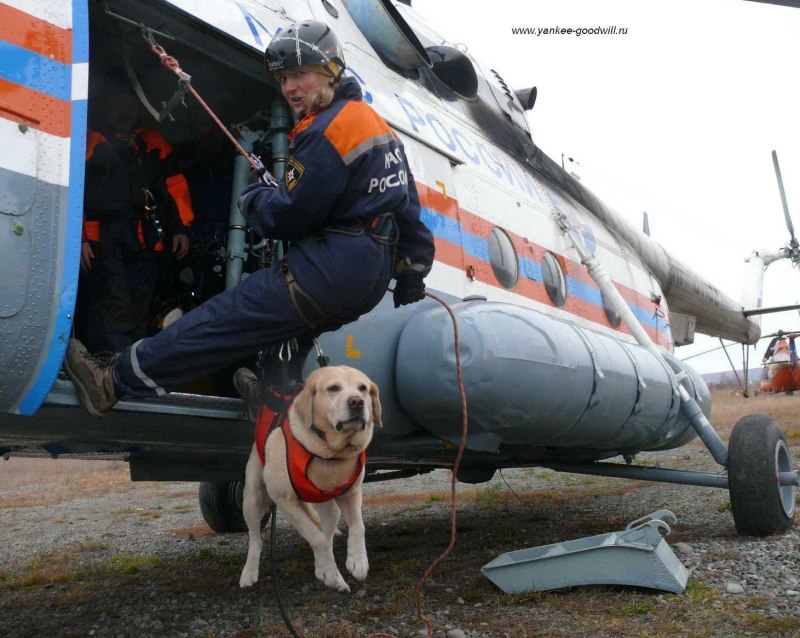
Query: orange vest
[[83, 127, 194, 249], [254, 405, 365, 504]]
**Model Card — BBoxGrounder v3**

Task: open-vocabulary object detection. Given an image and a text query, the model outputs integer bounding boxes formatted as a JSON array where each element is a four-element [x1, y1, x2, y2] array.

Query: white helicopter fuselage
[[0, 0, 754, 467]]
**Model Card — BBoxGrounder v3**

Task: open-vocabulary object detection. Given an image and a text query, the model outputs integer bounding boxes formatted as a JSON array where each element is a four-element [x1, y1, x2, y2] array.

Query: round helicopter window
[[602, 292, 622, 328], [488, 227, 518, 289], [542, 251, 567, 307]]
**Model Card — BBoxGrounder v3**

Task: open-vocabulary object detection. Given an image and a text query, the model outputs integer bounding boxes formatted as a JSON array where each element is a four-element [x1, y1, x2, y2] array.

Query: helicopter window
[[394, 2, 447, 48], [488, 227, 519, 290], [542, 252, 567, 307], [602, 293, 622, 328]]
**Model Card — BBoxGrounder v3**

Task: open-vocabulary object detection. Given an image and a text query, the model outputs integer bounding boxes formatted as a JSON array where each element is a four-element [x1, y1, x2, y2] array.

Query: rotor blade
[[772, 150, 797, 245], [743, 302, 800, 317]]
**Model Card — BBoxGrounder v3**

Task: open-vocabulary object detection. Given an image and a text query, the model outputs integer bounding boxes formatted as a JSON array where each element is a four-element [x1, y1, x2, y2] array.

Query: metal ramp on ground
[[481, 510, 689, 594]]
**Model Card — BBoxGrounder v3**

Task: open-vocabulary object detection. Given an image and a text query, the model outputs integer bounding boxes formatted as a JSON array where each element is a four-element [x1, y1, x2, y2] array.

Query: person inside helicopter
[[64, 19, 435, 417], [76, 68, 193, 356]]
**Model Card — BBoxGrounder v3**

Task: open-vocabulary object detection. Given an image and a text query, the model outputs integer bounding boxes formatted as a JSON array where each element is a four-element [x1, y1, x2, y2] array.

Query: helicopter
[[760, 331, 800, 393], [1, 0, 797, 539], [742, 150, 800, 394]]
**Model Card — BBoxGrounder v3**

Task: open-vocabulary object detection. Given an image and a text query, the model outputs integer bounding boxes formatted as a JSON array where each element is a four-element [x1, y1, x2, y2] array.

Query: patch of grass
[[388, 557, 424, 580], [19, 566, 77, 589], [746, 616, 800, 634], [75, 541, 109, 552], [472, 483, 504, 509], [683, 581, 720, 605], [103, 553, 163, 576], [55, 586, 93, 607], [619, 597, 658, 616]]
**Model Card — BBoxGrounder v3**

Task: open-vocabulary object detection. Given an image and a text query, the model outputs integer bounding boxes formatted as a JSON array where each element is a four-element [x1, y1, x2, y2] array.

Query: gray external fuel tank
[[395, 301, 710, 455]]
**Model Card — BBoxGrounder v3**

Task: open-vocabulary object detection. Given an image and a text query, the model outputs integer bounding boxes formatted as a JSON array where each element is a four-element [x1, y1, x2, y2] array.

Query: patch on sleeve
[[284, 157, 305, 193]]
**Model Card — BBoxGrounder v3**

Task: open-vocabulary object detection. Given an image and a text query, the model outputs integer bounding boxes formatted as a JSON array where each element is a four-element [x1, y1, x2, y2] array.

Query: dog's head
[[290, 366, 382, 456]]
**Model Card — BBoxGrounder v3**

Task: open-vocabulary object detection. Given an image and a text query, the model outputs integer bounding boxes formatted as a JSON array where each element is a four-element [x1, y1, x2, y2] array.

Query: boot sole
[[233, 372, 260, 425], [63, 354, 109, 418]]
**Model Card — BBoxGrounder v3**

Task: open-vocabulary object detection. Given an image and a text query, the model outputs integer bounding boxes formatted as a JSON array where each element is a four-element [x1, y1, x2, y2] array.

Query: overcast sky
[[411, 0, 800, 375]]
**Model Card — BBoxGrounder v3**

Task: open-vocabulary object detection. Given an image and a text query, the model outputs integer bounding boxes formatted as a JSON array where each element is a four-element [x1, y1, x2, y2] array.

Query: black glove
[[248, 165, 267, 185], [393, 271, 426, 308]]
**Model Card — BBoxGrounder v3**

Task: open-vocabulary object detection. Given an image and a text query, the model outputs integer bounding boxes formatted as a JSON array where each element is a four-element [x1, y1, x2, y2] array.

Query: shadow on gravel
[[1, 476, 798, 638]]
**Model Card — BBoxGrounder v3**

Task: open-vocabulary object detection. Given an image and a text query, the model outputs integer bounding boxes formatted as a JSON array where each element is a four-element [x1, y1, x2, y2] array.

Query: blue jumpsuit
[[113, 78, 434, 397]]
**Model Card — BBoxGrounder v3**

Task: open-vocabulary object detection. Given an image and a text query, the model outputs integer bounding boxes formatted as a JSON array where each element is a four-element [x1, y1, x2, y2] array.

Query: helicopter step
[[45, 377, 245, 420], [481, 510, 689, 594]]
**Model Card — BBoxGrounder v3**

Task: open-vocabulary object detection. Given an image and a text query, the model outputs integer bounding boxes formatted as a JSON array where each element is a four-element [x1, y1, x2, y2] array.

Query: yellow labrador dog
[[239, 366, 381, 592]]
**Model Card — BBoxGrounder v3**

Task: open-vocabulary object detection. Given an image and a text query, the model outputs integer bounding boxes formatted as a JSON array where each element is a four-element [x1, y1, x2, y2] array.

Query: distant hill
[[700, 368, 763, 389]]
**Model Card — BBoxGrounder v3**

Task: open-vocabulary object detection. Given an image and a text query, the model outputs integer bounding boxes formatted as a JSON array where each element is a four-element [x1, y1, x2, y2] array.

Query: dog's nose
[[348, 396, 364, 411]]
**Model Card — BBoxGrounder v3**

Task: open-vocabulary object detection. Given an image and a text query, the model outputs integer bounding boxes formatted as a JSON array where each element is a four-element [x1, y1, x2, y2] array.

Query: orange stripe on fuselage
[[323, 101, 392, 160], [417, 181, 459, 220], [0, 78, 70, 137], [0, 3, 72, 63], [417, 180, 671, 348]]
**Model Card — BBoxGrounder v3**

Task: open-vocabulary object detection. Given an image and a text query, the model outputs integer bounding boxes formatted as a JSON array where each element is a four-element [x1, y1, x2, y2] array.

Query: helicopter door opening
[[71, 1, 287, 402], [2, 0, 289, 418], [0, 1, 89, 416]]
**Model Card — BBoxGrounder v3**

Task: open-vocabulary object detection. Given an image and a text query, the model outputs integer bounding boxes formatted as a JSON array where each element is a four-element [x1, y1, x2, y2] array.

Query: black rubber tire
[[728, 414, 796, 536], [198, 481, 247, 533]]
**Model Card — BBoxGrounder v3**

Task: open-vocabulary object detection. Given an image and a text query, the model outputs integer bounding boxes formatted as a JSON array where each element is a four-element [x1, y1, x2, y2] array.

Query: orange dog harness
[[254, 405, 366, 503]]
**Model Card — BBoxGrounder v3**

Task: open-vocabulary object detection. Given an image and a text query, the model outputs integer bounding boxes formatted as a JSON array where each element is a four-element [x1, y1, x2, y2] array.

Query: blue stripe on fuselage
[[0, 40, 71, 101], [420, 206, 667, 333], [17, 2, 87, 415]]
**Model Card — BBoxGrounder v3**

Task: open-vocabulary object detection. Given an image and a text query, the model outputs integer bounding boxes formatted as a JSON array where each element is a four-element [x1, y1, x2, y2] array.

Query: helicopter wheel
[[199, 480, 247, 533], [199, 480, 272, 533], [727, 414, 796, 536]]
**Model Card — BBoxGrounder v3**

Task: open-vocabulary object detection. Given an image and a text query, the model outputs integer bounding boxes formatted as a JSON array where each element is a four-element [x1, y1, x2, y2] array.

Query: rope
[[143, 33, 260, 172], [263, 291, 468, 638], [270, 354, 302, 638], [410, 290, 468, 638]]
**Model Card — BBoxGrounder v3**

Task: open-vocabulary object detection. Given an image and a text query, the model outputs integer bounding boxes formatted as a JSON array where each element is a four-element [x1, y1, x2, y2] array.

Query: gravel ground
[[1, 441, 799, 638]]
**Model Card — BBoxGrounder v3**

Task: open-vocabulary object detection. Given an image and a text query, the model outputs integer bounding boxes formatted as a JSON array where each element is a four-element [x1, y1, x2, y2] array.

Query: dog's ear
[[292, 372, 317, 425], [369, 381, 383, 428]]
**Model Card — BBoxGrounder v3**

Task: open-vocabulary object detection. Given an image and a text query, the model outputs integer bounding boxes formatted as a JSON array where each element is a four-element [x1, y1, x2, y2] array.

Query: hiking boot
[[233, 367, 263, 425], [63, 339, 119, 416]]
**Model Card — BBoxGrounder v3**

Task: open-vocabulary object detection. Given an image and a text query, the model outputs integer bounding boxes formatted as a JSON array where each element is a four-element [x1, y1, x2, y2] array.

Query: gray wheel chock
[[481, 509, 689, 594]]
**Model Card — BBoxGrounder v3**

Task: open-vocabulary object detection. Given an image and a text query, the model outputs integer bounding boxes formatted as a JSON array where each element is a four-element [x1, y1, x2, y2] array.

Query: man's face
[[105, 94, 140, 133]]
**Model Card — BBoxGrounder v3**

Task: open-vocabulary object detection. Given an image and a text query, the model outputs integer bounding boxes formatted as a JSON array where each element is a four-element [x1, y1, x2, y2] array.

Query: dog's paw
[[239, 565, 259, 588], [346, 552, 369, 581], [315, 564, 350, 593]]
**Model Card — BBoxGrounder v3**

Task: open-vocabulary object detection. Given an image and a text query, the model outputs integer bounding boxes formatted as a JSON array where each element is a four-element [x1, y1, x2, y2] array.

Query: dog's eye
[[358, 384, 368, 393], [327, 384, 341, 393]]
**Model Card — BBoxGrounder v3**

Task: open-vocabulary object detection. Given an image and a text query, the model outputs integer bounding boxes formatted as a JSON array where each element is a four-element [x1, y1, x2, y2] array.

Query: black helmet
[[265, 20, 345, 80]]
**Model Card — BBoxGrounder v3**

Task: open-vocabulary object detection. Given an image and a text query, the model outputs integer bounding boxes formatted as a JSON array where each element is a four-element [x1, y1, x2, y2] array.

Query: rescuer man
[[79, 69, 192, 354], [63, 20, 435, 415]]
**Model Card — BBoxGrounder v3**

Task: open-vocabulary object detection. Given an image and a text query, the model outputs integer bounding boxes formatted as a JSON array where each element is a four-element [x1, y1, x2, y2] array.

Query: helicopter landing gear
[[199, 480, 272, 533], [727, 414, 797, 536], [199, 480, 248, 533]]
